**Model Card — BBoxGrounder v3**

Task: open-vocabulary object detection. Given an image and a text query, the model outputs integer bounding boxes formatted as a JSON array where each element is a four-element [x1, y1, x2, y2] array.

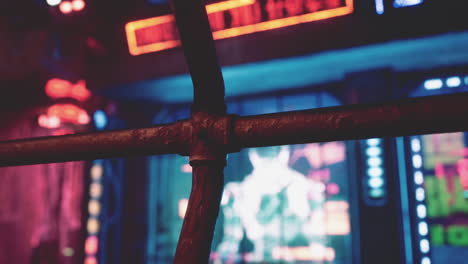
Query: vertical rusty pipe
[[172, 0, 226, 114], [172, 0, 227, 262], [174, 160, 225, 263]]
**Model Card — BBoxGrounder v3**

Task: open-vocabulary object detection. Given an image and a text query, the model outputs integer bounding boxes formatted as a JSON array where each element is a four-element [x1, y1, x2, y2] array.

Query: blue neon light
[[93, 110, 108, 130], [107, 32, 468, 103], [394, 0, 424, 8], [375, 0, 385, 14]]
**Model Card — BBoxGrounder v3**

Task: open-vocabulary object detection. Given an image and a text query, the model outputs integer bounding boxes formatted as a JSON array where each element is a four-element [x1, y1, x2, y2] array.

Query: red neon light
[[59, 1, 73, 14], [45, 78, 91, 101], [125, 0, 354, 55], [52, 129, 75, 136], [84, 256, 98, 264], [47, 104, 90, 125], [85, 236, 99, 255]]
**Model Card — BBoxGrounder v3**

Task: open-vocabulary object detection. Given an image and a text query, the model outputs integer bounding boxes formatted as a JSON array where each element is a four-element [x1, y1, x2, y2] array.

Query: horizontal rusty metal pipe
[[0, 120, 191, 166], [233, 92, 468, 149], [0, 93, 467, 167]]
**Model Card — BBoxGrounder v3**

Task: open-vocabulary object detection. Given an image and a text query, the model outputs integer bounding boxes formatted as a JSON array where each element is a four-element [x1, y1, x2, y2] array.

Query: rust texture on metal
[[174, 153, 226, 264], [0, 0, 467, 261], [0, 93, 467, 167], [234, 92, 468, 148], [0, 120, 191, 166], [174, 112, 230, 264], [172, 0, 229, 261]]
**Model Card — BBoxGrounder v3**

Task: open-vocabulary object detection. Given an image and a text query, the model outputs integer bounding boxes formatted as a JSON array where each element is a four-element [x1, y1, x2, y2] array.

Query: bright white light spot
[[417, 204, 427, 218], [178, 199, 189, 219], [424, 79, 443, 90], [90, 164, 103, 180], [416, 187, 425, 201], [414, 171, 424, 185], [59, 1, 73, 14], [366, 147, 382, 157], [88, 200, 101, 215], [368, 167, 383, 177], [72, 0, 86, 11], [366, 138, 381, 146], [375, 0, 384, 14], [411, 138, 421, 152], [368, 157, 383, 167], [89, 183, 102, 198], [413, 154, 423, 169], [446, 76, 461, 87], [47, 0, 61, 6], [421, 256, 431, 264], [419, 222, 429, 236], [87, 218, 100, 234], [394, 0, 423, 8], [420, 239, 430, 253], [369, 177, 384, 188], [48, 115, 61, 127]]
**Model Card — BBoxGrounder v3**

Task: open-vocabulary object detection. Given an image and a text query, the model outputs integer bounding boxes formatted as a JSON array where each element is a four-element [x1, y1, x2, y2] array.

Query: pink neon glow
[[84, 256, 97, 264], [85, 236, 99, 255], [308, 168, 330, 181], [52, 129, 74, 136], [70, 80, 91, 101], [291, 142, 346, 168], [435, 163, 446, 179], [47, 104, 90, 125], [59, 1, 73, 14], [72, 0, 85, 11], [457, 159, 468, 191], [45, 78, 91, 101], [45, 78, 69, 98], [326, 182, 340, 195], [38, 114, 62, 129]]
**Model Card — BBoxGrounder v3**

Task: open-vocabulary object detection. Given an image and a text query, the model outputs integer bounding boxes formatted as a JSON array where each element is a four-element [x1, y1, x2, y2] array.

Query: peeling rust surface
[[174, 163, 225, 264], [0, 120, 191, 167], [234, 92, 468, 148], [0, 93, 467, 168]]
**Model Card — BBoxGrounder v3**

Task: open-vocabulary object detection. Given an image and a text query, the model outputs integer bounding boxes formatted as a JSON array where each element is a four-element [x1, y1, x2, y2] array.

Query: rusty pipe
[[233, 92, 468, 149], [0, 93, 467, 167], [0, 120, 190, 167], [172, 0, 226, 114]]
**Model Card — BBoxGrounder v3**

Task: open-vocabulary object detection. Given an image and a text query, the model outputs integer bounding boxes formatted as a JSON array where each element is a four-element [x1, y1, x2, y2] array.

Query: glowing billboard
[[126, 0, 354, 55]]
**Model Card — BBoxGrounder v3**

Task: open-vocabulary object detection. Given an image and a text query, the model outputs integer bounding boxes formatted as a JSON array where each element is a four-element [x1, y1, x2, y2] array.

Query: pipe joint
[[188, 112, 239, 164]]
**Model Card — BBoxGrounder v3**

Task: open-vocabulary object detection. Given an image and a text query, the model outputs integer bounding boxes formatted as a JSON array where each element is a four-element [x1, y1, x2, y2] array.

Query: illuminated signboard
[[126, 0, 354, 55]]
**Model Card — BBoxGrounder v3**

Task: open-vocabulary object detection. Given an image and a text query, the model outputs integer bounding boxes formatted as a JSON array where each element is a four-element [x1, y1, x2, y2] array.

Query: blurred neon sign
[[45, 78, 91, 102], [126, 0, 354, 55]]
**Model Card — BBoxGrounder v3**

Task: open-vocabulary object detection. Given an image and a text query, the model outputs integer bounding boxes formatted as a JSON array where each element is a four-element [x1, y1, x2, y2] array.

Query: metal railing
[[1, 0, 467, 263]]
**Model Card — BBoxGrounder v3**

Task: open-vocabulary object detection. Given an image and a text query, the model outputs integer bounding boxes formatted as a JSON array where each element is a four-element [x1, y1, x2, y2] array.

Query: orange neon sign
[[126, 0, 354, 56]]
